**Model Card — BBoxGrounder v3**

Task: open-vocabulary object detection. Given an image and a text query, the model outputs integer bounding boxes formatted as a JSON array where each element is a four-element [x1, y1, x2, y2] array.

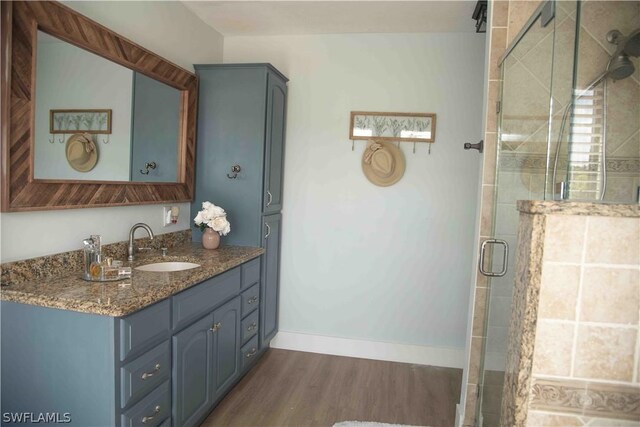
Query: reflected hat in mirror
[[66, 133, 98, 172], [361, 140, 405, 187]]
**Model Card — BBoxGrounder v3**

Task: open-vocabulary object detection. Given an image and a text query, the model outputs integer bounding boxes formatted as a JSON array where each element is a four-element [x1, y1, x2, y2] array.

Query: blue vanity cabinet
[[212, 297, 242, 396], [263, 70, 287, 215], [192, 64, 287, 352], [261, 213, 282, 344], [172, 290, 243, 426], [0, 258, 262, 427]]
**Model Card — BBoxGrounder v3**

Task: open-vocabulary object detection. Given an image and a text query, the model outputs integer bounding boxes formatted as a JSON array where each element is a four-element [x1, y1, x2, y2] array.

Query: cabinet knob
[[264, 223, 271, 239], [227, 164, 241, 179], [210, 322, 222, 332], [266, 190, 273, 207], [141, 363, 161, 380], [247, 296, 258, 305], [141, 405, 161, 424], [247, 322, 257, 332], [245, 348, 257, 358]]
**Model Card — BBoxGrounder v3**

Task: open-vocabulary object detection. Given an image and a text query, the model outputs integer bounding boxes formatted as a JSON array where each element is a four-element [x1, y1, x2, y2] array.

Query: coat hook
[[227, 164, 242, 179], [140, 161, 157, 175], [57, 134, 65, 144], [413, 142, 416, 154], [49, 134, 55, 144], [428, 143, 432, 155], [351, 140, 355, 151], [101, 134, 110, 144]]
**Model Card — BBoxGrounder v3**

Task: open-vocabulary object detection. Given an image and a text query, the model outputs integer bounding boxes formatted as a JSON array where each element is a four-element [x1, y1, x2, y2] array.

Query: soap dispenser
[[82, 235, 102, 281]]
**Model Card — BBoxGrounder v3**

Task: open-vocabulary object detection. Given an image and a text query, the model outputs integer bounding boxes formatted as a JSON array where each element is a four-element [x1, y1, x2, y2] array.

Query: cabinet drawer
[[121, 341, 170, 408], [120, 300, 171, 361], [241, 258, 260, 289], [241, 335, 259, 371], [120, 380, 170, 427], [241, 283, 260, 317], [241, 310, 259, 344], [172, 267, 241, 331]]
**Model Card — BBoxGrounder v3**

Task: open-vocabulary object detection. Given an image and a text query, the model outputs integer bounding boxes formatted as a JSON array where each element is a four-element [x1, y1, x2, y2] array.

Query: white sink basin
[[135, 262, 201, 272]]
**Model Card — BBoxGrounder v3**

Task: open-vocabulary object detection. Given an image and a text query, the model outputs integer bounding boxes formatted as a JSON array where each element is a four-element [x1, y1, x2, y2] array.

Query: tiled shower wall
[[462, 1, 640, 425], [527, 214, 640, 426], [565, 1, 640, 202]]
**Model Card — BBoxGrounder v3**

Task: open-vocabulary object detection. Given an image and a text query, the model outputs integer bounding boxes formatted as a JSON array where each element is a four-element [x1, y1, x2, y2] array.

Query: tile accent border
[[500, 153, 640, 175], [530, 378, 640, 421]]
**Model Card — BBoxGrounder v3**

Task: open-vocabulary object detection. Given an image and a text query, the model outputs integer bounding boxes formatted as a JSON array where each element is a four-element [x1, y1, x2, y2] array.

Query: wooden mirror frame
[[1, 1, 198, 212]]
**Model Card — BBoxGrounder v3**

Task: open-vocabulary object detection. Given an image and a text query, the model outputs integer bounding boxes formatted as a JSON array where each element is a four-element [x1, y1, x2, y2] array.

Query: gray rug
[[333, 422, 426, 427]]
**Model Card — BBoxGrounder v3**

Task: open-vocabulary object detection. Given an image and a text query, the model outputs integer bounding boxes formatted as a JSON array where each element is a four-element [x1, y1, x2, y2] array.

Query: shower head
[[607, 54, 635, 81], [604, 28, 640, 81], [607, 28, 640, 57]]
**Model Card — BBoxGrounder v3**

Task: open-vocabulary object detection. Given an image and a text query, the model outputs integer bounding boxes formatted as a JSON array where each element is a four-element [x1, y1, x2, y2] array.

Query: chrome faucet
[[128, 223, 155, 261]]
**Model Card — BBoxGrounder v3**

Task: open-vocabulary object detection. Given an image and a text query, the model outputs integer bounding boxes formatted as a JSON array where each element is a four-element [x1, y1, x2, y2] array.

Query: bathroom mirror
[[1, 1, 198, 211], [34, 31, 181, 183]]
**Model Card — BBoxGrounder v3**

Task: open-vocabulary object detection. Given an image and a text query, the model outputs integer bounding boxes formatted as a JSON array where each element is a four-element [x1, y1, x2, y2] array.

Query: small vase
[[202, 228, 220, 250]]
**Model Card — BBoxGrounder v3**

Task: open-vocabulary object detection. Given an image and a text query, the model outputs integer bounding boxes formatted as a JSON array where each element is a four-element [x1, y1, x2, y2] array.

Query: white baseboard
[[455, 404, 462, 427], [270, 331, 465, 369]]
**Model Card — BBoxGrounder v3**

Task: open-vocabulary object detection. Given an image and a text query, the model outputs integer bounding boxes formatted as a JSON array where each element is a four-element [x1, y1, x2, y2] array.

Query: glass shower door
[[476, 2, 578, 426]]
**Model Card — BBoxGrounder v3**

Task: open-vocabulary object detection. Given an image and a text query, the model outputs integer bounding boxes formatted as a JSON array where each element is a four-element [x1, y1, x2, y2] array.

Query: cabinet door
[[260, 213, 282, 345], [263, 72, 287, 214], [193, 66, 267, 247], [172, 314, 214, 427], [212, 297, 241, 396]]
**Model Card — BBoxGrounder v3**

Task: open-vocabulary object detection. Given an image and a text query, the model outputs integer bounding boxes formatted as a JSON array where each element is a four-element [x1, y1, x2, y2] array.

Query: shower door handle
[[479, 239, 509, 277]]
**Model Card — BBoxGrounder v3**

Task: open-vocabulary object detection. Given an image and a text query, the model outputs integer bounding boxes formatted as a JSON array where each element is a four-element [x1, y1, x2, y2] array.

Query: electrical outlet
[[163, 206, 180, 227], [162, 206, 172, 227]]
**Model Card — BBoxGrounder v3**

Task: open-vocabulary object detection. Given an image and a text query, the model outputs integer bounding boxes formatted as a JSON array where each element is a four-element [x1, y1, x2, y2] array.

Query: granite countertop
[[0, 244, 264, 317]]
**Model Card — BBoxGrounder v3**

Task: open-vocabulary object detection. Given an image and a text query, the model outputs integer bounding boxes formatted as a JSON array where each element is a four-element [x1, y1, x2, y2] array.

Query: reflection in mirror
[[33, 30, 180, 183], [130, 72, 180, 182]]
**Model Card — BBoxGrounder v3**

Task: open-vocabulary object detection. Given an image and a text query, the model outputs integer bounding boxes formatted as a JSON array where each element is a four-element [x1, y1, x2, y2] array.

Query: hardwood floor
[[202, 349, 462, 427]]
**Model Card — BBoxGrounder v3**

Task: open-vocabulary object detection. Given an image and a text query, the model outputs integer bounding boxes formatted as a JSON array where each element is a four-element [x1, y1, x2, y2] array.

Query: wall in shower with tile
[[565, 1, 640, 202], [526, 214, 640, 426]]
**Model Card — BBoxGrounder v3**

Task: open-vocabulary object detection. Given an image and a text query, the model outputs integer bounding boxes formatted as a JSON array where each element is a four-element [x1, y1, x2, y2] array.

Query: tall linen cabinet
[[192, 64, 287, 349]]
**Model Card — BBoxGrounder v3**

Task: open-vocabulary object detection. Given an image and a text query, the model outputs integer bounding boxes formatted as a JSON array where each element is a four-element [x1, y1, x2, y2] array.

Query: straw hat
[[65, 133, 98, 172], [361, 140, 405, 187]]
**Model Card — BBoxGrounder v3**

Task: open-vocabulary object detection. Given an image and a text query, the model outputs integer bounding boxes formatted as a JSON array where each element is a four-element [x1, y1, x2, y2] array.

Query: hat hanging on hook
[[66, 133, 98, 172], [361, 140, 405, 187]]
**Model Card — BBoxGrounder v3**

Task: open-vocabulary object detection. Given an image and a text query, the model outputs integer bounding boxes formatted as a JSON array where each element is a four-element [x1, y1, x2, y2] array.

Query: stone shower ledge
[[517, 200, 640, 217]]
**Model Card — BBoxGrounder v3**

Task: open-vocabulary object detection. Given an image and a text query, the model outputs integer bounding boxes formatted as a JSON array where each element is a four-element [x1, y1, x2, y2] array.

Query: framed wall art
[[50, 109, 112, 134], [349, 111, 436, 143]]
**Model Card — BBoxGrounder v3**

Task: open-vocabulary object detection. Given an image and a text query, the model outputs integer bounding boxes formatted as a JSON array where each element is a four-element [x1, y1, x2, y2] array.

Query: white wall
[[34, 38, 133, 181], [224, 33, 485, 358], [0, 1, 223, 263], [61, 1, 224, 72]]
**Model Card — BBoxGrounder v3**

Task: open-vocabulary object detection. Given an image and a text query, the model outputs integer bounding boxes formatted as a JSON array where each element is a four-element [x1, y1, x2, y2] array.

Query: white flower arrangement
[[193, 201, 231, 236]]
